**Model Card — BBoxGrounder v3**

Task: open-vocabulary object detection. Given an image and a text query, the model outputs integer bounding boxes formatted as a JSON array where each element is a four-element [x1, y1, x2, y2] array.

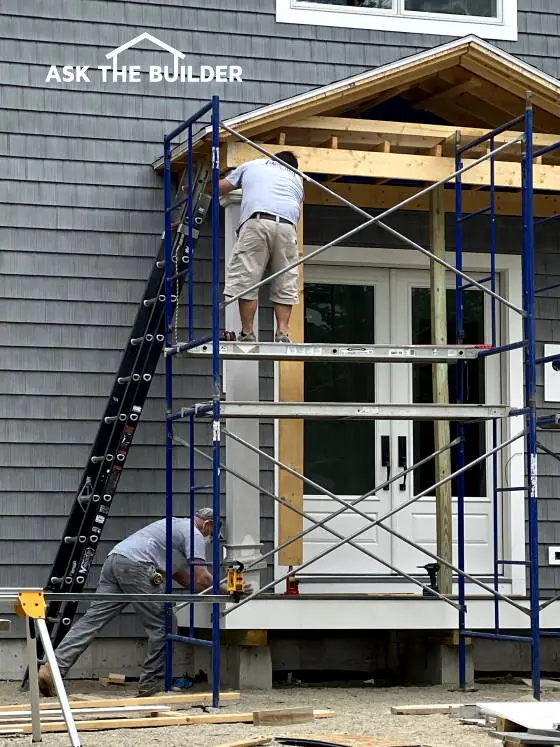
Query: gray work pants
[[53, 554, 166, 687]]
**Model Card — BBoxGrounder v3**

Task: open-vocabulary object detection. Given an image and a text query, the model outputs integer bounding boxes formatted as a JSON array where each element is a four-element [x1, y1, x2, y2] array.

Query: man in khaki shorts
[[220, 151, 303, 343]]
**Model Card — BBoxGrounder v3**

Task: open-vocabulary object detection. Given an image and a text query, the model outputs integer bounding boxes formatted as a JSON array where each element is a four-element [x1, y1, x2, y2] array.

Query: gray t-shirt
[[109, 518, 206, 574], [225, 157, 303, 227]]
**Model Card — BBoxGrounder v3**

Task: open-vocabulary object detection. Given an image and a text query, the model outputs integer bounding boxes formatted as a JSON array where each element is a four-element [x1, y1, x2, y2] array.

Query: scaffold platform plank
[[188, 402, 509, 420], [185, 342, 487, 362]]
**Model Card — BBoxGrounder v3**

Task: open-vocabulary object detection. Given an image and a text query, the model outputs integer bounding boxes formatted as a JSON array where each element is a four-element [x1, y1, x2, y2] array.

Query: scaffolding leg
[[25, 617, 41, 743], [210, 93, 221, 710], [523, 98, 541, 702]]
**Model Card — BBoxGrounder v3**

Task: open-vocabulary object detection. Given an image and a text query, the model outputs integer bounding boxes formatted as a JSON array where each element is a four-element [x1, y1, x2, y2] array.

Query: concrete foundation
[[222, 646, 273, 689], [0, 638, 192, 681], [3, 629, 560, 684], [192, 642, 273, 689], [400, 636, 474, 687]]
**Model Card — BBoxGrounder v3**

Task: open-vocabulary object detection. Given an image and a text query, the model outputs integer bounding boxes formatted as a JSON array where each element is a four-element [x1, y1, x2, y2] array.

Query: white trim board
[[220, 596, 560, 630], [277, 0, 518, 41]]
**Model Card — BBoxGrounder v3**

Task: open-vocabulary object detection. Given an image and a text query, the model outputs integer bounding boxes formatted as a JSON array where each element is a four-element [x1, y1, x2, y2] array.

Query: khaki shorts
[[224, 217, 299, 305]]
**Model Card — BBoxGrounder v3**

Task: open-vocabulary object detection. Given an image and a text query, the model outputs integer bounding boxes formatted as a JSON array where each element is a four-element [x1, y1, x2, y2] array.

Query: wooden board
[[0, 690, 240, 712], [278, 213, 304, 566], [0, 704, 171, 720], [390, 703, 463, 715], [226, 142, 560, 193], [286, 116, 560, 154], [213, 739, 272, 747], [430, 187, 452, 596], [7, 708, 333, 734], [253, 707, 314, 726]]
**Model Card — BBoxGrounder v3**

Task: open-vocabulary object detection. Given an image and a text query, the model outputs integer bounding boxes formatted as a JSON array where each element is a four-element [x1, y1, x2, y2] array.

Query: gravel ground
[[0, 680, 550, 747]]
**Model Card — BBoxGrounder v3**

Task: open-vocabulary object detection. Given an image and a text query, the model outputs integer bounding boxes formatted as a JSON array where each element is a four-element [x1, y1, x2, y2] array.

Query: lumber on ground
[[213, 739, 272, 747], [7, 709, 334, 734], [390, 703, 463, 715], [253, 706, 314, 726], [0, 704, 171, 721], [100, 673, 127, 685], [0, 690, 240, 712]]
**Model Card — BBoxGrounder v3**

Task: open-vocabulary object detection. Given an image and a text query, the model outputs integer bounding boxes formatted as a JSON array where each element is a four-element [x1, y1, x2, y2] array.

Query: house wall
[[2, 0, 560, 662]]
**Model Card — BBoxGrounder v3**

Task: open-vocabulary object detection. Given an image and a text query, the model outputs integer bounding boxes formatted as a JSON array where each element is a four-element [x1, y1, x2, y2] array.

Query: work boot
[[138, 680, 164, 697], [37, 664, 56, 697], [275, 331, 291, 343], [238, 331, 256, 343]]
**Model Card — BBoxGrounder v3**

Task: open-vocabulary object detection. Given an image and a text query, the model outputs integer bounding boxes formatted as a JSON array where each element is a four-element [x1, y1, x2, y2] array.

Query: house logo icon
[[45, 32, 243, 84]]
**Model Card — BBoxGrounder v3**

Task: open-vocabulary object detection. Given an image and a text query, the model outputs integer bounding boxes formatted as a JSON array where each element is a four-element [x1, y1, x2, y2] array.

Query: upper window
[[276, 0, 518, 40]]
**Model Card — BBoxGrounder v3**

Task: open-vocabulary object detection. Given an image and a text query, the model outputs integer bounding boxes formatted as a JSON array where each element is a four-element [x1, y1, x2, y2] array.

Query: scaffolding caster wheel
[[227, 561, 244, 603]]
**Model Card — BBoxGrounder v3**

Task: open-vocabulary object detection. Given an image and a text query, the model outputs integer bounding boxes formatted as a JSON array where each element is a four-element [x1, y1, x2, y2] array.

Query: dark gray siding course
[[2, 0, 560, 640]]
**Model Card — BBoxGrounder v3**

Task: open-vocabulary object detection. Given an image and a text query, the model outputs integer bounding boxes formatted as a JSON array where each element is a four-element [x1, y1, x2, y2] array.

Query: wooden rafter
[[413, 77, 482, 110], [280, 117, 560, 155]]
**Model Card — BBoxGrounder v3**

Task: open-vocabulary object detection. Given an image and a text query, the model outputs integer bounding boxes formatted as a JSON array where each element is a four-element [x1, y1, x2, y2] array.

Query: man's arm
[[173, 563, 227, 594], [219, 178, 236, 196]]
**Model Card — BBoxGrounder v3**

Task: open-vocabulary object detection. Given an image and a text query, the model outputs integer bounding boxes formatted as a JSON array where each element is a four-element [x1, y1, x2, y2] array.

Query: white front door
[[301, 266, 392, 578], [390, 270, 501, 575], [294, 263, 505, 592]]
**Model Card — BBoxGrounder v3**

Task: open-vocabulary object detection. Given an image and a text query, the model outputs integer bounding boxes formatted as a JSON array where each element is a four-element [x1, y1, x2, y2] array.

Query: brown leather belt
[[249, 211, 293, 226]]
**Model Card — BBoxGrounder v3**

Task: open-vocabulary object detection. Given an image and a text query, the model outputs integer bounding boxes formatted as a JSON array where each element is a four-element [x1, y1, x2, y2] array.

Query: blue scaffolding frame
[[162, 96, 222, 707], [159, 93, 560, 707], [454, 98, 560, 700]]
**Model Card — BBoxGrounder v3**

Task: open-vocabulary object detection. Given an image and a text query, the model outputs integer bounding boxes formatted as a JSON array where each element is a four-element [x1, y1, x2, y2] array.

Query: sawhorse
[[14, 591, 81, 746]]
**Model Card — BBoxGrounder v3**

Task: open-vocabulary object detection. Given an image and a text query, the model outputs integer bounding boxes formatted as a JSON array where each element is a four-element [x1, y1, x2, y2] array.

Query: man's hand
[[242, 583, 253, 595]]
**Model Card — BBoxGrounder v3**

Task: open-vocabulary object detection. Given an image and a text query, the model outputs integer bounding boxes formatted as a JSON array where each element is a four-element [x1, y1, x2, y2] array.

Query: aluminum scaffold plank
[[181, 341, 488, 362], [184, 401, 510, 420]]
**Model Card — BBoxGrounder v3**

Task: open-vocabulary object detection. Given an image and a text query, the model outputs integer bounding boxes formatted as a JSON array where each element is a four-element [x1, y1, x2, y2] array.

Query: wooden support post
[[278, 212, 304, 565], [430, 187, 453, 595]]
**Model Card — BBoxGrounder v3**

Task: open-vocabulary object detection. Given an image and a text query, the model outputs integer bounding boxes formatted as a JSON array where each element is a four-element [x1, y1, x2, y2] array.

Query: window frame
[[276, 0, 518, 41]]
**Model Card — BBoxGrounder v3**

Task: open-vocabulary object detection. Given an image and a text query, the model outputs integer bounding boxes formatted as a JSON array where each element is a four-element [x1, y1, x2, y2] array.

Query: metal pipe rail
[[0, 591, 228, 604], [172, 437, 462, 611]]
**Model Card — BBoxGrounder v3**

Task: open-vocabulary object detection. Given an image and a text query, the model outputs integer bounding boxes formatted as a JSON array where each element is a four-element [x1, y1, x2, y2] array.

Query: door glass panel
[[412, 288, 486, 497], [304, 284, 375, 494]]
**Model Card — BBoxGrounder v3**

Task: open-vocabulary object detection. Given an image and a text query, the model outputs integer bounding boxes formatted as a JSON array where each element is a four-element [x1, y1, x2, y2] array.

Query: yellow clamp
[[14, 591, 46, 619]]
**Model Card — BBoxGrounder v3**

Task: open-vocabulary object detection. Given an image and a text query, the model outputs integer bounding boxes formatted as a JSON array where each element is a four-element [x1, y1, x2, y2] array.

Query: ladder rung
[[187, 342, 488, 363], [185, 402, 511, 421]]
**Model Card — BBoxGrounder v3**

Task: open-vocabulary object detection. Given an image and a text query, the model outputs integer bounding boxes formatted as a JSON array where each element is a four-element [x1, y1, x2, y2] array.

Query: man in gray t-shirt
[[220, 151, 304, 344], [38, 508, 218, 698]]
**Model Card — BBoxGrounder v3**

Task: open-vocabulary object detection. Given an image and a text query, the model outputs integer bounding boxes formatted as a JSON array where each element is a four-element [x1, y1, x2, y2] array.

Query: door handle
[[381, 435, 390, 490], [398, 436, 407, 491]]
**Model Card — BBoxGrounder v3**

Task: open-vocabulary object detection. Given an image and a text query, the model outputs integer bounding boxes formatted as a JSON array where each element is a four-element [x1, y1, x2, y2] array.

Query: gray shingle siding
[[2, 0, 560, 641]]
